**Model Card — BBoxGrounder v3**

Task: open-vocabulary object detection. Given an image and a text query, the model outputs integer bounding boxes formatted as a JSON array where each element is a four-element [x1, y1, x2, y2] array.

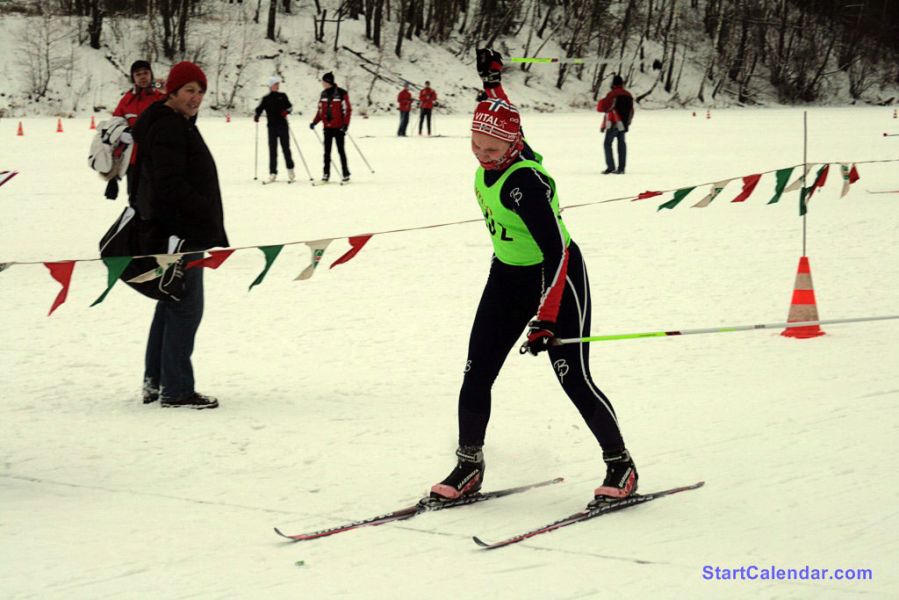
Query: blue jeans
[[603, 127, 627, 171], [144, 255, 204, 399], [398, 111, 410, 136]]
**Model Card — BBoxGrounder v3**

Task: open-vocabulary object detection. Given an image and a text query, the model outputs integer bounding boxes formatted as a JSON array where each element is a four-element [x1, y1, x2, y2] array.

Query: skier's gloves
[[253, 115, 260, 122], [340, 125, 348, 133], [119, 130, 133, 145], [520, 320, 555, 356], [309, 122, 316, 129], [280, 110, 289, 118], [158, 259, 186, 302], [476, 48, 504, 87]]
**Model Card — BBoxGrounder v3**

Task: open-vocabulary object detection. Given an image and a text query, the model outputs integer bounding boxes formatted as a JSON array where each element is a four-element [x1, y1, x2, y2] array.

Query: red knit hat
[[471, 98, 521, 142], [165, 61, 207, 94]]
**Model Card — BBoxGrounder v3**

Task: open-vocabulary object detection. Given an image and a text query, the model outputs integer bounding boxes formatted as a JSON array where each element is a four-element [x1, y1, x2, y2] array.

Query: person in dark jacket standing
[[309, 72, 351, 183], [418, 81, 437, 136], [254, 76, 295, 183], [397, 82, 413, 137], [596, 74, 634, 174], [131, 61, 229, 410]]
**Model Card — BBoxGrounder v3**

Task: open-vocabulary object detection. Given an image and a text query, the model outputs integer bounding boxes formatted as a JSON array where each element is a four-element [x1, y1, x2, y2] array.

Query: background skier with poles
[[429, 49, 638, 506], [309, 72, 351, 183], [254, 76, 295, 184]]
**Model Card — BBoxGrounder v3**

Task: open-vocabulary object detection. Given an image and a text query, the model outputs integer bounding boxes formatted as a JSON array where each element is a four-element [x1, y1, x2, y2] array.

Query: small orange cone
[[781, 256, 825, 339], [89, 115, 96, 130], [894, 109, 897, 119], [56, 118, 64, 133], [226, 112, 231, 123], [16, 121, 24, 136], [706, 109, 711, 119], [692, 111, 696, 117]]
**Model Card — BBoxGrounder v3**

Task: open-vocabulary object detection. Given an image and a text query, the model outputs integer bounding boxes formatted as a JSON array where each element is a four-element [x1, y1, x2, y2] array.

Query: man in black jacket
[[254, 76, 296, 183], [131, 61, 229, 410]]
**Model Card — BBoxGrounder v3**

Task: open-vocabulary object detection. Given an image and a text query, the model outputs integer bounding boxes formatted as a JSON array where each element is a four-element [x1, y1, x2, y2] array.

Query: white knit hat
[[268, 76, 282, 87]]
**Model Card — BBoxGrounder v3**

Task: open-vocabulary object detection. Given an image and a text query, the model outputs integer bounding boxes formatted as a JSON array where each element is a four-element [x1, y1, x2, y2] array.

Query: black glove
[[158, 259, 186, 302], [253, 115, 259, 122], [476, 90, 488, 102], [520, 320, 555, 356], [309, 122, 316, 129], [340, 124, 348, 133], [476, 48, 503, 87], [104, 177, 119, 200]]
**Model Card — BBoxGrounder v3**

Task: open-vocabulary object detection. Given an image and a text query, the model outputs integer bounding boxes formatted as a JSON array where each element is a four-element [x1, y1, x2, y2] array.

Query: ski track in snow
[[1, 108, 897, 599]]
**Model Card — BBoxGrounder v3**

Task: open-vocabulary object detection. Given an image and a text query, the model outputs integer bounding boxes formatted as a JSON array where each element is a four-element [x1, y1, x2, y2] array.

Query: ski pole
[[287, 124, 315, 184], [548, 314, 899, 346], [311, 128, 341, 177], [254, 120, 259, 180], [346, 132, 375, 174]]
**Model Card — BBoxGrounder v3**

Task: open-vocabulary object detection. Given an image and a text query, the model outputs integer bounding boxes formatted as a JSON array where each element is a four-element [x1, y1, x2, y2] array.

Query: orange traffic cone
[[893, 108, 897, 119], [56, 118, 64, 133], [692, 111, 696, 117], [781, 256, 825, 339], [706, 109, 711, 119], [226, 112, 231, 123], [16, 121, 24, 136], [89, 115, 96, 130]]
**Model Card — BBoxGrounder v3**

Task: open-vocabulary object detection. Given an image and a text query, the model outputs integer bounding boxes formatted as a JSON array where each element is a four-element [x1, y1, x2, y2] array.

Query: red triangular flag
[[44, 261, 75, 316], [330, 235, 373, 269], [730, 173, 762, 203], [186, 249, 235, 270], [635, 191, 662, 200], [848, 164, 859, 184]]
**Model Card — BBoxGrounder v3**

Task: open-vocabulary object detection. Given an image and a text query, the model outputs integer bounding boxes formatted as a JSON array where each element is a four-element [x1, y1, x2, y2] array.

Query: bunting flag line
[[249, 245, 284, 290], [44, 261, 75, 316], [691, 180, 730, 208], [90, 256, 132, 306], [296, 239, 333, 280], [840, 164, 860, 198], [127, 255, 182, 284], [0, 262, 13, 273], [0, 171, 19, 189], [784, 164, 815, 193], [768, 167, 795, 204], [658, 186, 696, 211], [330, 235, 374, 269], [730, 173, 763, 203], [186, 249, 235, 270]]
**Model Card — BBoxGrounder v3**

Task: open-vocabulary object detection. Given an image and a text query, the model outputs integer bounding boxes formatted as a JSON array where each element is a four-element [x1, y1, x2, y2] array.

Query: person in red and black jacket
[[418, 81, 437, 135], [309, 72, 351, 182], [596, 75, 634, 174], [113, 60, 164, 196], [397, 82, 413, 137]]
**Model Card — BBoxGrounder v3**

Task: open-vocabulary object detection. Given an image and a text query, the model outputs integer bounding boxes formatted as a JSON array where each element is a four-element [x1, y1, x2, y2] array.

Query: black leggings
[[458, 241, 625, 452], [267, 122, 294, 174]]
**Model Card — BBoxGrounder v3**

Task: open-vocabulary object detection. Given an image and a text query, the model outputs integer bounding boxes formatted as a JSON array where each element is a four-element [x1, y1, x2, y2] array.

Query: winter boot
[[160, 391, 219, 410], [341, 174, 350, 183], [321, 173, 330, 182], [602, 167, 615, 175], [593, 448, 638, 502], [288, 168, 296, 182], [142, 379, 159, 404], [267, 173, 277, 184], [430, 446, 484, 501]]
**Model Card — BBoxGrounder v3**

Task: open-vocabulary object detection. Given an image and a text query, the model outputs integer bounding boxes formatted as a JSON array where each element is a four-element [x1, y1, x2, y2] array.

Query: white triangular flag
[[692, 179, 731, 208], [295, 239, 333, 280], [127, 254, 181, 283]]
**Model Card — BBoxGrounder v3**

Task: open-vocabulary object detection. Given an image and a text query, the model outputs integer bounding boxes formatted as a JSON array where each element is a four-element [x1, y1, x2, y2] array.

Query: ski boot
[[591, 448, 638, 506], [288, 169, 296, 183], [142, 378, 159, 404], [267, 173, 277, 184], [429, 446, 484, 501], [160, 391, 219, 410]]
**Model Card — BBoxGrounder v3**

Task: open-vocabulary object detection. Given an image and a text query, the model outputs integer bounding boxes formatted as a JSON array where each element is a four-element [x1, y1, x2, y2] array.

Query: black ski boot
[[592, 448, 638, 503], [160, 391, 219, 410], [142, 379, 159, 404], [430, 446, 484, 501]]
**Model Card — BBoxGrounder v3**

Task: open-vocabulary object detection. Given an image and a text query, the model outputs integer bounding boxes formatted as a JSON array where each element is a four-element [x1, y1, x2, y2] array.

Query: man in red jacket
[[397, 82, 413, 137], [310, 72, 351, 182], [418, 81, 437, 136], [113, 60, 164, 195], [596, 74, 634, 174]]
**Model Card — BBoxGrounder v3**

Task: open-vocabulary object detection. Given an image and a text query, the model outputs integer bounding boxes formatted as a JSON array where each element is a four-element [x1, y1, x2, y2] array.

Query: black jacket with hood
[[131, 100, 229, 250]]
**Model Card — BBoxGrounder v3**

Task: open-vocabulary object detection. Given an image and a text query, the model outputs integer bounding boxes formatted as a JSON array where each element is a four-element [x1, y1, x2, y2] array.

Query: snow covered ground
[[1, 107, 898, 599]]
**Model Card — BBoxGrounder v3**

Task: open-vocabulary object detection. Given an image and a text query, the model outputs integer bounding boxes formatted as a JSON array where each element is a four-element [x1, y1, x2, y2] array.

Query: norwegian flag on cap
[[471, 98, 522, 142]]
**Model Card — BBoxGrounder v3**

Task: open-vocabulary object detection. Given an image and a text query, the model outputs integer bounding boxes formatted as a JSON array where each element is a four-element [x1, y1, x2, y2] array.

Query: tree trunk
[[88, 0, 103, 50], [266, 0, 276, 40]]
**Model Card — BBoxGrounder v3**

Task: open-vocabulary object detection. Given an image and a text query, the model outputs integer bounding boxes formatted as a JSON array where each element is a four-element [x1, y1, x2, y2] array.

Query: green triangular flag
[[768, 167, 794, 204], [91, 256, 132, 306], [658, 186, 696, 211], [249, 245, 284, 291], [799, 187, 808, 216]]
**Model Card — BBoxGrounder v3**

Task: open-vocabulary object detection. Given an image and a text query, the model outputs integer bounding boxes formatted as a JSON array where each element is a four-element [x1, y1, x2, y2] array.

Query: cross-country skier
[[309, 72, 351, 183], [430, 49, 638, 504], [254, 76, 296, 183]]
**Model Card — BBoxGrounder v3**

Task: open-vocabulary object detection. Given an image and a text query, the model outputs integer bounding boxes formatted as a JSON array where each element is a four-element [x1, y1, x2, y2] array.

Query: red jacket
[[596, 86, 634, 129], [313, 87, 352, 129], [397, 89, 413, 112], [418, 87, 437, 110], [113, 87, 163, 164]]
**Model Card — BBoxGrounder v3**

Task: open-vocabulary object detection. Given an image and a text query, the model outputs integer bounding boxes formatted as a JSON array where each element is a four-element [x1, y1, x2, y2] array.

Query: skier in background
[[254, 76, 296, 183], [112, 59, 164, 197], [418, 81, 437, 135], [596, 74, 634, 174], [430, 49, 638, 506], [310, 72, 351, 183], [397, 82, 413, 137]]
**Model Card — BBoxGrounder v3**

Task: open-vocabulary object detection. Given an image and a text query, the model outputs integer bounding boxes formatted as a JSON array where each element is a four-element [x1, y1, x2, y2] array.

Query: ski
[[274, 477, 563, 542], [473, 481, 704, 550]]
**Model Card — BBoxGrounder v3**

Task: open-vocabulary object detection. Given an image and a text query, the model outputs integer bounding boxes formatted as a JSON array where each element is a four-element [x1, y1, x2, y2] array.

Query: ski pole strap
[[551, 315, 899, 345]]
